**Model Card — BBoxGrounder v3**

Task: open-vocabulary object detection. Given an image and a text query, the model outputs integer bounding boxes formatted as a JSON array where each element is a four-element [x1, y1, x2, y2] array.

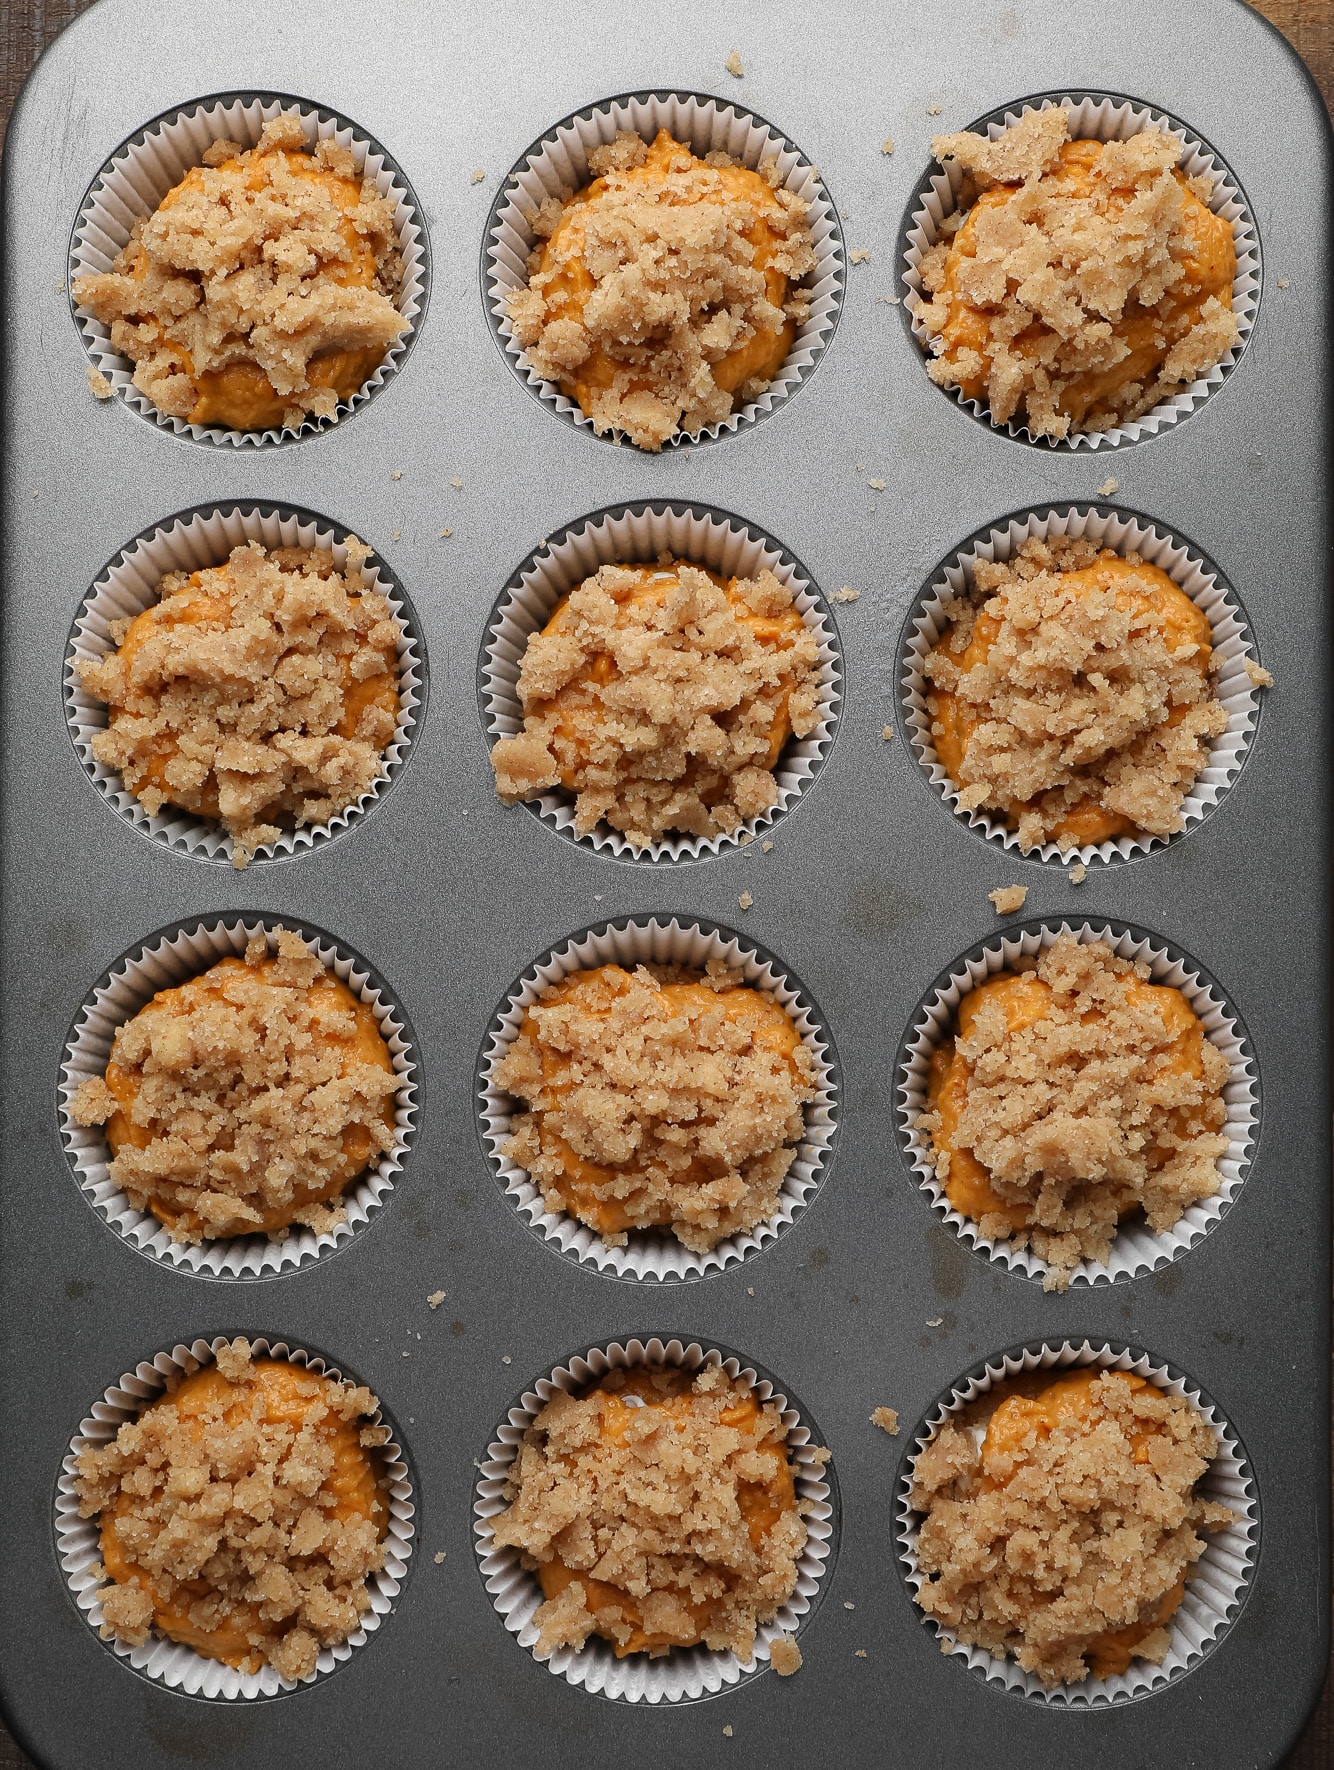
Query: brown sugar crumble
[[490, 560, 820, 850], [911, 1368, 1234, 1687], [86, 364, 114, 400], [924, 533, 1228, 853], [1243, 657, 1273, 688], [506, 128, 816, 450], [74, 1338, 391, 1680], [769, 1633, 803, 1675], [725, 50, 744, 77], [495, 961, 816, 1252], [912, 108, 1239, 439], [988, 885, 1027, 915], [921, 935, 1229, 1288], [870, 1406, 899, 1435], [72, 116, 407, 432], [491, 1364, 806, 1661], [77, 538, 402, 867], [71, 930, 400, 1242]]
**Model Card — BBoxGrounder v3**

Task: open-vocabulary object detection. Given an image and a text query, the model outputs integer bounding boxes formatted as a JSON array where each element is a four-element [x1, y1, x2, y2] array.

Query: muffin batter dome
[[77, 538, 401, 867], [74, 1338, 389, 1681], [507, 128, 816, 449], [495, 961, 816, 1252], [922, 935, 1230, 1287], [912, 108, 1238, 439], [490, 560, 821, 849], [71, 930, 399, 1241], [923, 534, 1228, 853], [72, 115, 408, 431], [492, 1364, 806, 1660], [911, 1368, 1234, 1687]]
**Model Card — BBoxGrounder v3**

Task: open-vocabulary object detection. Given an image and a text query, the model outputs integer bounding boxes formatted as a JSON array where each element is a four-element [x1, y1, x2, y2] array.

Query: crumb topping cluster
[[491, 560, 821, 849], [74, 1338, 390, 1682], [507, 129, 816, 449], [492, 1365, 807, 1661], [924, 534, 1229, 853], [71, 931, 400, 1242], [78, 539, 402, 867], [912, 1369, 1233, 1687], [922, 935, 1230, 1287], [912, 109, 1239, 439], [73, 115, 407, 430], [495, 961, 817, 1252]]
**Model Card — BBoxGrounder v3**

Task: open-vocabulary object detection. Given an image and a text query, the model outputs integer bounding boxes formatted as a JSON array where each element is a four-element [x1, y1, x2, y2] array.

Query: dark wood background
[[1, 1, 1329, 1764]]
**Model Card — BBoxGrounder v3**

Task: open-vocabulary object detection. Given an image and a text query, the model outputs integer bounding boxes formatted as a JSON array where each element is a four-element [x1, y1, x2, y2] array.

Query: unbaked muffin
[[74, 1338, 390, 1681], [921, 935, 1230, 1287], [492, 1363, 807, 1660], [72, 115, 408, 431], [923, 534, 1229, 852], [490, 559, 821, 849], [76, 538, 402, 867], [911, 108, 1238, 439], [506, 129, 816, 449], [70, 930, 399, 1241], [911, 1367, 1235, 1687], [495, 961, 816, 1252]]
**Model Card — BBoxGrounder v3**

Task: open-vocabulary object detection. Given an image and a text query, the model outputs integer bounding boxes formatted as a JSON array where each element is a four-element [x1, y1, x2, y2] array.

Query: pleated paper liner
[[479, 500, 841, 862], [484, 90, 843, 447], [477, 916, 839, 1281], [897, 1340, 1256, 1703], [896, 920, 1256, 1287], [70, 91, 429, 445], [474, 1336, 836, 1702], [58, 916, 417, 1278], [56, 1336, 415, 1698], [65, 502, 425, 865], [899, 503, 1263, 868], [899, 92, 1259, 448]]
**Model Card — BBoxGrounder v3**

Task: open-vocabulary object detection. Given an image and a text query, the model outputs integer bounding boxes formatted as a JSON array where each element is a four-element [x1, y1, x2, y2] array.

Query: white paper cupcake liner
[[899, 504, 1263, 867], [485, 91, 843, 447], [58, 918, 418, 1278], [70, 92, 428, 446], [474, 1336, 834, 1701], [478, 917, 838, 1281], [481, 502, 841, 861], [897, 920, 1256, 1287], [897, 1340, 1256, 1703], [901, 93, 1259, 449], [66, 504, 424, 865], [56, 1335, 415, 1698]]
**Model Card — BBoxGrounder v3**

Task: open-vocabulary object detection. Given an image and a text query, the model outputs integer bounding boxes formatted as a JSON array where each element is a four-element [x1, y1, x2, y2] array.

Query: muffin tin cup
[[66, 504, 425, 866], [58, 917, 418, 1279], [896, 1339, 1257, 1703], [70, 92, 429, 446], [55, 1335, 415, 1699], [479, 500, 841, 861], [473, 1335, 835, 1702], [896, 920, 1256, 1287], [484, 90, 844, 448], [477, 916, 838, 1281], [900, 92, 1260, 449], [898, 503, 1263, 868]]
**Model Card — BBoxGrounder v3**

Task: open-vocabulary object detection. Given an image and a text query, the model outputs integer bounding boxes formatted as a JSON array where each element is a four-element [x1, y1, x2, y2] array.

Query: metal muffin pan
[[0, 1, 1327, 1766]]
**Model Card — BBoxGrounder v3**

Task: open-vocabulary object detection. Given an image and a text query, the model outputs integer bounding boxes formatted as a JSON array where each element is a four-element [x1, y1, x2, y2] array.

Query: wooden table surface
[[0, 2, 1329, 1765]]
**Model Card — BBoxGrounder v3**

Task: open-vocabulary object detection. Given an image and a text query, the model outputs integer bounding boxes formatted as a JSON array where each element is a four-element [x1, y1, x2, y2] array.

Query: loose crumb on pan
[[833, 586, 859, 603], [923, 533, 1229, 854], [911, 1368, 1235, 1687], [849, 246, 870, 265], [427, 1290, 445, 1309], [1096, 477, 1120, 496], [86, 364, 114, 400], [495, 961, 816, 1253], [911, 108, 1239, 440], [868, 477, 886, 490], [920, 934, 1230, 1287], [490, 560, 820, 850], [1069, 863, 1087, 884], [70, 930, 400, 1242], [723, 1724, 734, 1737], [1243, 657, 1273, 687], [77, 539, 402, 867], [988, 885, 1027, 915], [470, 168, 486, 184], [73, 1337, 390, 1680], [506, 129, 816, 450], [927, 103, 943, 116], [726, 50, 744, 77], [881, 137, 896, 155], [882, 725, 895, 741], [434, 1551, 446, 1564], [492, 1365, 806, 1661], [870, 1406, 899, 1435], [71, 116, 407, 431], [770, 1633, 803, 1675], [739, 892, 754, 910]]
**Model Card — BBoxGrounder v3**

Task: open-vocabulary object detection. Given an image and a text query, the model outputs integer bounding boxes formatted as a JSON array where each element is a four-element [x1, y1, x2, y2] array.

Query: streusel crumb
[[988, 886, 1027, 915]]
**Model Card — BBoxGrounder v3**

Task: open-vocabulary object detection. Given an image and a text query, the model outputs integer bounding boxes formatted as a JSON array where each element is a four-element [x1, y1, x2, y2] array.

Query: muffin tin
[[1, 0, 1328, 1765]]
